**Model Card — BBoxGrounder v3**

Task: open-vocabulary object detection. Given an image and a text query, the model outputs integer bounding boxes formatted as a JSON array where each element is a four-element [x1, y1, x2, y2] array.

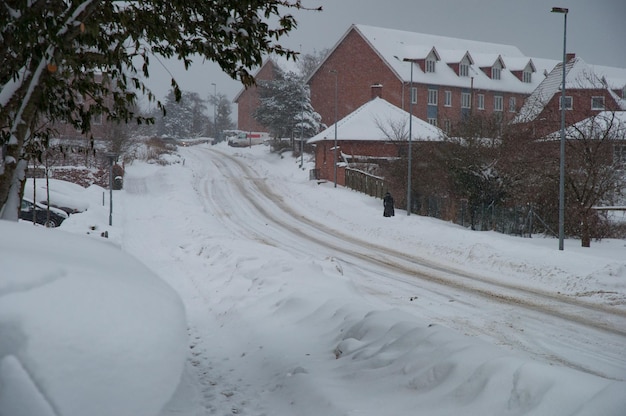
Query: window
[[508, 97, 516, 112], [443, 119, 451, 133], [428, 89, 438, 105], [461, 92, 471, 109], [477, 94, 485, 110], [460, 62, 469, 77], [522, 70, 532, 83], [410, 87, 417, 104], [492, 67, 501, 80], [444, 90, 452, 107], [428, 118, 438, 127], [426, 58, 436, 73], [591, 96, 605, 110], [559, 96, 573, 110], [494, 95, 503, 112], [92, 113, 102, 125]]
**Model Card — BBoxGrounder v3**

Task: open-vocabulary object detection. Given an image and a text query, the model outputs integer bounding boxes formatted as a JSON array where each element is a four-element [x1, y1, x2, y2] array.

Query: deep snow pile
[[0, 220, 188, 416]]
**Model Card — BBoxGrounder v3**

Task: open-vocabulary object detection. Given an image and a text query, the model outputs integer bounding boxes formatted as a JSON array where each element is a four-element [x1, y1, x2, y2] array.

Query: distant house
[[515, 56, 626, 136], [233, 56, 299, 133], [307, 97, 444, 186], [306, 24, 561, 133]]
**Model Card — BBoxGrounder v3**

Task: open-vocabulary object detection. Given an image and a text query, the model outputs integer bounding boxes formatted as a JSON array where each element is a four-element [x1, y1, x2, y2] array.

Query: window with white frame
[[460, 62, 469, 77], [492, 67, 501, 80], [477, 94, 485, 110], [428, 118, 438, 126], [461, 92, 471, 109], [444, 90, 452, 107], [92, 113, 102, 125], [444, 119, 451, 133], [591, 96, 605, 110], [494, 95, 503, 111], [410, 87, 417, 104], [428, 89, 438, 105], [426, 58, 436, 73], [508, 97, 516, 112], [559, 96, 573, 110], [522, 70, 532, 83]]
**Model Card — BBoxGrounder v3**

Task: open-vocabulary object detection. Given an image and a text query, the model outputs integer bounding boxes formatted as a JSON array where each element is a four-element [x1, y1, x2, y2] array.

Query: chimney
[[371, 84, 383, 100], [566, 53, 576, 62]]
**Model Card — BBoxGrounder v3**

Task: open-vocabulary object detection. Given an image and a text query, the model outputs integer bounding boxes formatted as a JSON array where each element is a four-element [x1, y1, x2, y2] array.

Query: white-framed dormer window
[[492, 67, 501, 80], [477, 94, 485, 110], [444, 90, 452, 107], [461, 92, 471, 109], [494, 95, 503, 112], [591, 96, 605, 110], [426, 57, 436, 73], [522, 70, 532, 83], [559, 96, 573, 110], [509, 97, 516, 112], [428, 89, 438, 105], [410, 87, 417, 104], [460, 62, 469, 77]]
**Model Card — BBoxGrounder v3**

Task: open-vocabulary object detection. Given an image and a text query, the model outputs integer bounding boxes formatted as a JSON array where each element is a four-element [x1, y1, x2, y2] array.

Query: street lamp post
[[105, 152, 118, 226], [403, 58, 416, 216], [299, 88, 305, 169], [330, 69, 338, 188], [211, 82, 217, 140], [552, 6, 568, 251]]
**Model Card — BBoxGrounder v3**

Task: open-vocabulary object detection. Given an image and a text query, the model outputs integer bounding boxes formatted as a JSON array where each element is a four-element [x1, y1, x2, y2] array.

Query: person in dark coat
[[383, 192, 395, 217]]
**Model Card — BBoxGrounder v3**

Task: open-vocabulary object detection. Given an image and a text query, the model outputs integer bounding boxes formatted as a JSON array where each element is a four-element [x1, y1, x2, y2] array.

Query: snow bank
[[0, 221, 188, 416]]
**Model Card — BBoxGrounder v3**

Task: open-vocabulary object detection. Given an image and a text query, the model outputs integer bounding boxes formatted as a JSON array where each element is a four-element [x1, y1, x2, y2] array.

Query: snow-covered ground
[[2, 141, 625, 415]]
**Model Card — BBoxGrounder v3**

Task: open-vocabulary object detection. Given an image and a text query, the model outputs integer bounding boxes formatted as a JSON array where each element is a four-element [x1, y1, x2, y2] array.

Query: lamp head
[[551, 7, 568, 13]]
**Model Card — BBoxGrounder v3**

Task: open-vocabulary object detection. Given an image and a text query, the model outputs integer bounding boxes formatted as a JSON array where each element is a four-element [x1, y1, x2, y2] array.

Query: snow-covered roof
[[308, 97, 444, 144], [349, 24, 559, 94], [233, 54, 300, 102], [545, 111, 626, 141], [516, 57, 626, 122]]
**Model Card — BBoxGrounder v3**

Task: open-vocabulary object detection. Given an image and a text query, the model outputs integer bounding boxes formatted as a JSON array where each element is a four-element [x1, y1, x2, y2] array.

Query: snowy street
[[117, 143, 625, 415]]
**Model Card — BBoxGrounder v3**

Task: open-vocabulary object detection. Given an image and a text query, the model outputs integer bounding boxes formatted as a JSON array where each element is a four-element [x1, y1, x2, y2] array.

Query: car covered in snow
[[19, 198, 68, 227]]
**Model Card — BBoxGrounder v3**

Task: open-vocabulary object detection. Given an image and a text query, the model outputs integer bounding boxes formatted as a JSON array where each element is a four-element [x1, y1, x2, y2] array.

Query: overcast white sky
[[141, 0, 626, 118]]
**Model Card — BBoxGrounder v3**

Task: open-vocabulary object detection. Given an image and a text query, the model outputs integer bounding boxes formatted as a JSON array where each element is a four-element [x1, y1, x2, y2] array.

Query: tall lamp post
[[330, 69, 338, 188], [552, 6, 568, 251], [105, 152, 118, 226], [403, 58, 416, 216], [211, 82, 217, 140]]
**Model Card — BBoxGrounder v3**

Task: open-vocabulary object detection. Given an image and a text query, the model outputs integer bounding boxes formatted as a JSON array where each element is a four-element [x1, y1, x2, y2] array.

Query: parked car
[[20, 198, 68, 227]]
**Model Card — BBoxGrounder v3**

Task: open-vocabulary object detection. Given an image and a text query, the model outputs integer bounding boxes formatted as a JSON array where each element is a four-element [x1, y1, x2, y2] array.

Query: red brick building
[[307, 24, 561, 133], [234, 56, 300, 133], [514, 56, 626, 135], [308, 97, 443, 186]]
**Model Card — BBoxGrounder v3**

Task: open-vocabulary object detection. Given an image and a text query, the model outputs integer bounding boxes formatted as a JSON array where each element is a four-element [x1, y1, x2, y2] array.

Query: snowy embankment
[[0, 219, 187, 416]]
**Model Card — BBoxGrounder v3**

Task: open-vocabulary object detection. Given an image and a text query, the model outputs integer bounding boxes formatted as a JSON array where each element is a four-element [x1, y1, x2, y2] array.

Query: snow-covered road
[[190, 146, 626, 380]]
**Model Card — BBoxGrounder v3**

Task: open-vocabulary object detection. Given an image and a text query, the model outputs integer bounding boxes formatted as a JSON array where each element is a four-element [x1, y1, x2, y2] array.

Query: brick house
[[306, 24, 560, 134], [308, 96, 443, 187], [515, 56, 626, 136], [233, 56, 299, 133]]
